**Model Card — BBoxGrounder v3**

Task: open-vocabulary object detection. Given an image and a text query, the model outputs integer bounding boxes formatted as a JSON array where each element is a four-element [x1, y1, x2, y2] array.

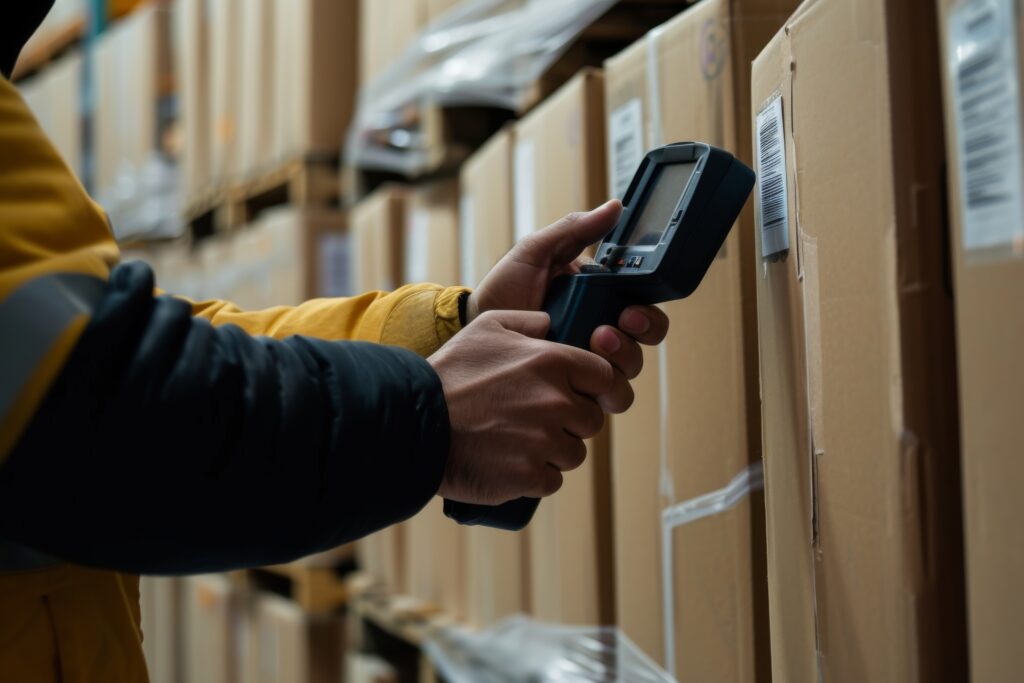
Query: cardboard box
[[751, 0, 966, 680], [602, 0, 794, 677], [513, 68, 615, 626], [400, 180, 466, 616], [464, 525, 529, 628], [178, 0, 212, 203], [272, 0, 358, 163], [936, 1, 1024, 679], [140, 577, 182, 683], [357, 523, 408, 595], [237, 0, 276, 178], [351, 184, 408, 293], [18, 51, 83, 179], [209, 0, 243, 186], [261, 207, 352, 304], [184, 575, 240, 683], [459, 126, 515, 287], [359, 0, 428, 87], [94, 3, 172, 195], [404, 180, 461, 287], [242, 593, 345, 683]]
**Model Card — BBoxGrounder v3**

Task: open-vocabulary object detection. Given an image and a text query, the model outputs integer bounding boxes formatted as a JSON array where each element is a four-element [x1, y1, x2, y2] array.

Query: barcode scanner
[[444, 142, 755, 531]]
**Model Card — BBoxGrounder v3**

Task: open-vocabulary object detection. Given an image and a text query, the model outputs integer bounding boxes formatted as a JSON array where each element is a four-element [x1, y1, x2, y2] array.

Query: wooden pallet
[[185, 156, 341, 238], [227, 545, 356, 614]]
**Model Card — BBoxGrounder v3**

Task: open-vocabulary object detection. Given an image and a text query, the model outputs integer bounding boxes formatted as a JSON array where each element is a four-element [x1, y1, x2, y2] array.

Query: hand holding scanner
[[444, 142, 755, 531]]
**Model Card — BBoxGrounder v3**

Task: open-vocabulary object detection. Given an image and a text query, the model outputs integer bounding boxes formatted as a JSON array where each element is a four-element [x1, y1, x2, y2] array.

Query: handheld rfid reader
[[444, 142, 756, 531]]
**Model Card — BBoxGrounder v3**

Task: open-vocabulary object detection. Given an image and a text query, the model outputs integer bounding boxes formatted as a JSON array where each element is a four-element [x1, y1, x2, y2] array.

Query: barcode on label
[[755, 96, 790, 258], [608, 99, 645, 198], [950, 0, 1024, 252]]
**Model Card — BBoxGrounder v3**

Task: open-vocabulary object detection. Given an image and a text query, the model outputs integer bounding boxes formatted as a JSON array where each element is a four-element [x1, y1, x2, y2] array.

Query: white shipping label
[[513, 139, 537, 243], [950, 0, 1024, 252], [755, 95, 791, 259], [318, 234, 352, 297], [608, 98, 645, 198], [406, 210, 430, 284], [459, 193, 477, 286]]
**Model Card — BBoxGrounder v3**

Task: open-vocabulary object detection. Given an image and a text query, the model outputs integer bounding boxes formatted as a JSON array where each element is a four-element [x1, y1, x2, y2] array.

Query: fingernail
[[597, 328, 621, 354], [622, 309, 650, 334]]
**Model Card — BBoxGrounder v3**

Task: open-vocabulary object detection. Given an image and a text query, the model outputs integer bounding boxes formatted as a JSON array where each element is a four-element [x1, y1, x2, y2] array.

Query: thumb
[[519, 199, 622, 266], [488, 309, 551, 339]]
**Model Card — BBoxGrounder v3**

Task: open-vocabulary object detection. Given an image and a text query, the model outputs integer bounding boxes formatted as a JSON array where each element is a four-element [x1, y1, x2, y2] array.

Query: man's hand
[[429, 310, 632, 506], [467, 200, 670, 386]]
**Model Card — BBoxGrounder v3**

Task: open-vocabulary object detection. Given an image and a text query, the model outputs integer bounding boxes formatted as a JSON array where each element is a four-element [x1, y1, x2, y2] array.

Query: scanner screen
[[626, 162, 697, 247]]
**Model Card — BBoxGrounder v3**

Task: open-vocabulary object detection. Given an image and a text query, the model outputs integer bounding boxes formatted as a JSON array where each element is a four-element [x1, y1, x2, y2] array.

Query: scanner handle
[[444, 273, 628, 530]]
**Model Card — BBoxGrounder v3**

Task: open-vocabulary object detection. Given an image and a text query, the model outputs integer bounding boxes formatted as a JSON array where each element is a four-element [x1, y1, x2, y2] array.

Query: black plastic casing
[[444, 143, 755, 531]]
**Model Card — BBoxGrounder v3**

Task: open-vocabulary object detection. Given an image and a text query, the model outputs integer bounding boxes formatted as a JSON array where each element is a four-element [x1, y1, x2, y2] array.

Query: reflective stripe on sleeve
[[0, 272, 107, 425]]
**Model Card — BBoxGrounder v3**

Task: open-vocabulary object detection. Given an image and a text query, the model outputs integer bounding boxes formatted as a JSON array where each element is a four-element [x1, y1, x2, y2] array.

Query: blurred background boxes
[[15, 0, 1023, 680], [512, 68, 616, 627], [458, 126, 516, 288]]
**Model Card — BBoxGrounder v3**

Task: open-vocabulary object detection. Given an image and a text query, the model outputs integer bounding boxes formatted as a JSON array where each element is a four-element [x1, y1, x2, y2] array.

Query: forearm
[[0, 262, 449, 574], [186, 284, 469, 358]]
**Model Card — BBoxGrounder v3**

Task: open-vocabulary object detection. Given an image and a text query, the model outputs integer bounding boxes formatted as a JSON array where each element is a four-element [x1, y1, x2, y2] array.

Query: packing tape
[[659, 461, 765, 675]]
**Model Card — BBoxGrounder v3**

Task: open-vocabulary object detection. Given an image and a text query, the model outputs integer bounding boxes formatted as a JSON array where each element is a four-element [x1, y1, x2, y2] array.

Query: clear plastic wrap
[[423, 616, 677, 682], [347, 0, 619, 175]]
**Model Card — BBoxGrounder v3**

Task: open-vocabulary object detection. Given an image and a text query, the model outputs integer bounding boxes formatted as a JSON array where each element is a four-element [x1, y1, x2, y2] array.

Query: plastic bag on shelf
[[347, 0, 619, 176], [423, 615, 677, 683], [99, 152, 183, 242]]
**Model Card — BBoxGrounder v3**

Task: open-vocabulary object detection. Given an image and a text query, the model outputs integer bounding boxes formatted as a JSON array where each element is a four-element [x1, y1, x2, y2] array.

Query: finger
[[517, 199, 623, 267], [560, 345, 617, 399], [525, 465, 564, 498], [590, 326, 644, 380], [561, 394, 605, 441], [596, 369, 634, 415], [546, 432, 588, 473], [618, 305, 670, 346], [487, 309, 551, 339]]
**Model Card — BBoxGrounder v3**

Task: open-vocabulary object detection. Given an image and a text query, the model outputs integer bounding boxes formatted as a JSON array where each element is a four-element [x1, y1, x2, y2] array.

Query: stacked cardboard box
[[190, 0, 358, 197], [459, 126, 516, 288], [512, 67, 615, 626], [140, 577, 182, 683], [603, 1, 795, 678], [359, 0, 466, 88], [351, 185, 411, 596], [936, 0, 1024, 679], [17, 51, 83, 179], [401, 181, 468, 616], [94, 2, 172, 197], [184, 575, 240, 683], [751, 0, 966, 680], [457, 127, 531, 626], [241, 593, 345, 683]]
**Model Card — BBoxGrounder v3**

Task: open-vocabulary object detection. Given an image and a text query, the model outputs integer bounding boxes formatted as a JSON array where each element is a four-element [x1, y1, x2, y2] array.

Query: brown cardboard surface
[[184, 575, 238, 683], [95, 4, 171, 194], [140, 577, 182, 683], [603, 2, 791, 677], [352, 185, 408, 293], [459, 126, 515, 288], [513, 68, 615, 626], [242, 593, 344, 683], [272, 0, 358, 162], [209, 0, 243, 186], [238, 0, 275, 177], [360, 0, 428, 87], [18, 51, 83, 178], [404, 180, 461, 287], [400, 180, 466, 617], [936, 1, 1024, 679], [752, 0, 966, 680], [179, 0, 211, 202]]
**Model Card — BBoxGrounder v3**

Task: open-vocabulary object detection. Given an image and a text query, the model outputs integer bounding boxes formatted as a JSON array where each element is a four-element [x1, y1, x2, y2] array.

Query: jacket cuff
[[434, 286, 472, 348]]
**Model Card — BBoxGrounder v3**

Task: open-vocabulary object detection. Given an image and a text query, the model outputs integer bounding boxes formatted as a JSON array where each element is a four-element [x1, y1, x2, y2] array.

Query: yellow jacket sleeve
[[187, 284, 469, 359]]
